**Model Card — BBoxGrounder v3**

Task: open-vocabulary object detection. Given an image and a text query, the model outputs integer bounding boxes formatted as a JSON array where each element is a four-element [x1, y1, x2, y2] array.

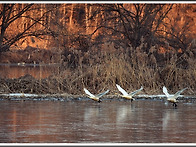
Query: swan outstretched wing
[[129, 86, 143, 96], [163, 86, 170, 97], [174, 87, 187, 97], [84, 88, 95, 97], [97, 90, 110, 98], [116, 84, 128, 96]]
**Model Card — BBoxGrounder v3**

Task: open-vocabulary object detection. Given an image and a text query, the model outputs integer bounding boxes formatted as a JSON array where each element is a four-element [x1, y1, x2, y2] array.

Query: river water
[[0, 99, 196, 143], [0, 64, 59, 79]]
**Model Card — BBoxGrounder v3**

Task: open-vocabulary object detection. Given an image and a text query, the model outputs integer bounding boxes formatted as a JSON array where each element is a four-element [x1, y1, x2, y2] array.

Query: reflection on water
[[162, 109, 178, 131], [161, 103, 196, 143], [116, 103, 135, 124], [0, 100, 196, 143], [0, 64, 60, 79], [84, 105, 101, 122]]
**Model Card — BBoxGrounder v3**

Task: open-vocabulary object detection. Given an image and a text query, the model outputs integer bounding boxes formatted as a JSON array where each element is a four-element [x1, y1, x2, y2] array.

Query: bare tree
[[162, 4, 195, 53], [91, 4, 173, 53], [0, 4, 55, 52]]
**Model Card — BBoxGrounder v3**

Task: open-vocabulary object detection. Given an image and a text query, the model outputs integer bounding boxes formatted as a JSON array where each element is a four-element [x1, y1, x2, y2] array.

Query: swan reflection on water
[[84, 105, 101, 122], [116, 104, 135, 124], [162, 109, 178, 131]]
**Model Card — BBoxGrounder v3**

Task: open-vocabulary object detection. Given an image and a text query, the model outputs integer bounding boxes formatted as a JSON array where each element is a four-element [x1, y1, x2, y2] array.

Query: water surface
[[0, 64, 59, 79], [0, 99, 196, 143]]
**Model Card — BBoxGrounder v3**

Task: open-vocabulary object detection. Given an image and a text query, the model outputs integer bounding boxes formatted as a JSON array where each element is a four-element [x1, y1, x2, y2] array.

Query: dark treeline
[[0, 4, 195, 53]]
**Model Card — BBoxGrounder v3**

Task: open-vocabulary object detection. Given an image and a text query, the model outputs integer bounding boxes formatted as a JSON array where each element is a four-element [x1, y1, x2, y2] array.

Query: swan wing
[[84, 88, 95, 97], [174, 87, 187, 98], [97, 90, 110, 98], [116, 84, 128, 96], [129, 86, 143, 96], [163, 86, 170, 97]]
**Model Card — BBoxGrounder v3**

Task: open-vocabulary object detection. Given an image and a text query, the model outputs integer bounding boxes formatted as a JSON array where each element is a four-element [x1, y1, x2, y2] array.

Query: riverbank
[[0, 92, 196, 103], [0, 73, 195, 96], [0, 46, 61, 64], [0, 45, 195, 96], [0, 73, 196, 103]]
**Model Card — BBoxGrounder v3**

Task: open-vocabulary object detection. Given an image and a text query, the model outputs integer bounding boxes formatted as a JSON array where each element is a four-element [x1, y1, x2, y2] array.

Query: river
[[0, 63, 60, 79], [0, 99, 196, 143]]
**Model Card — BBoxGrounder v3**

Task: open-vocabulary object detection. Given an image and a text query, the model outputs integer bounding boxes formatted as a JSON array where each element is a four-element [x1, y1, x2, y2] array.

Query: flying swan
[[84, 88, 109, 103], [116, 84, 143, 102], [163, 86, 187, 107]]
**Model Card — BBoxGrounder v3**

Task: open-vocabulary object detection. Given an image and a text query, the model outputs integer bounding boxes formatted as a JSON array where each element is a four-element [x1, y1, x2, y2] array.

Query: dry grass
[[54, 43, 196, 95], [0, 43, 195, 96]]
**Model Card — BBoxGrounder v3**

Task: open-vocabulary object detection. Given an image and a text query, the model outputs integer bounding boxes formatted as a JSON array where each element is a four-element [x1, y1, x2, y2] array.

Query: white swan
[[116, 84, 143, 101], [84, 88, 109, 103], [163, 86, 187, 107]]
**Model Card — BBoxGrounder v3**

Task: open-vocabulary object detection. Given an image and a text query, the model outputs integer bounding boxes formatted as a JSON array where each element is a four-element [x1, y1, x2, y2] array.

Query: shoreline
[[0, 93, 196, 102]]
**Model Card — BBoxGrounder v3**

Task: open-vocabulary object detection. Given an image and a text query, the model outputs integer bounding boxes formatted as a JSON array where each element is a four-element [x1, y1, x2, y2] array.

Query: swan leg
[[98, 99, 102, 103], [173, 102, 177, 107]]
